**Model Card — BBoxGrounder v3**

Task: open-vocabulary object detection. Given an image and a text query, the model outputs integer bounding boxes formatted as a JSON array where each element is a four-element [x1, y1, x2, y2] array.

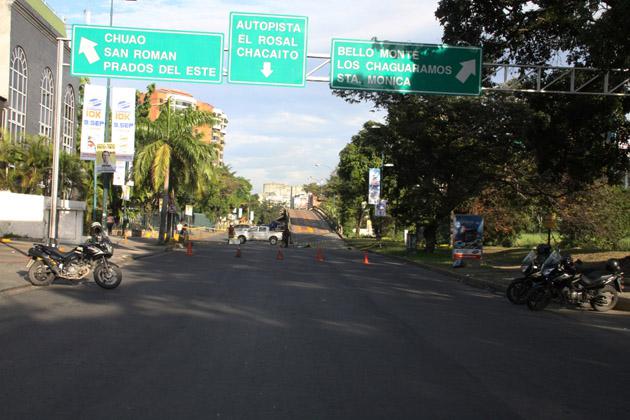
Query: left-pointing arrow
[[79, 37, 100, 64]]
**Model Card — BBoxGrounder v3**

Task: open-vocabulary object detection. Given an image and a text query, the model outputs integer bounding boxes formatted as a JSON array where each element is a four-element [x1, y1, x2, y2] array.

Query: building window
[[62, 85, 75, 153], [8, 46, 28, 141], [39, 68, 54, 140]]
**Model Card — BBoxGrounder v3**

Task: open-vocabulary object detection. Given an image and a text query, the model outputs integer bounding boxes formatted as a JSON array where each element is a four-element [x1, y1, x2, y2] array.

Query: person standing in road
[[106, 213, 115, 235], [282, 225, 291, 248], [228, 224, 235, 239]]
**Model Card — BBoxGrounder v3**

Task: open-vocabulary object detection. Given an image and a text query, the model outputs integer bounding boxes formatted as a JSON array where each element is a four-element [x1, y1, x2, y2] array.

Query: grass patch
[[345, 238, 453, 266]]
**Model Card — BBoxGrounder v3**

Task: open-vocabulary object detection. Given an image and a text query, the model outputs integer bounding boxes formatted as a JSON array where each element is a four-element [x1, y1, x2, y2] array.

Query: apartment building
[[144, 87, 228, 164]]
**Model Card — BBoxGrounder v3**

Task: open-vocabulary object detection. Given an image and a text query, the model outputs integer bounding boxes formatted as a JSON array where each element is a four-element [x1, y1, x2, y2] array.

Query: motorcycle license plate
[[25, 259, 34, 269]]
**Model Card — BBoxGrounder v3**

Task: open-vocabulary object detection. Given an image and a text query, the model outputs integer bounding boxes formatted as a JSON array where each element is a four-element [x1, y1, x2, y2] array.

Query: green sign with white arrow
[[330, 39, 482, 96], [71, 25, 224, 83], [228, 12, 308, 87]]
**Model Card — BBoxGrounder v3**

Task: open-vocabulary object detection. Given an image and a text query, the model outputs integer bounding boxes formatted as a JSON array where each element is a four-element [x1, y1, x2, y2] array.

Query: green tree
[[435, 0, 630, 68], [336, 122, 382, 237], [558, 183, 630, 250], [384, 95, 534, 251], [434, 0, 630, 192], [249, 198, 285, 225], [134, 101, 217, 243]]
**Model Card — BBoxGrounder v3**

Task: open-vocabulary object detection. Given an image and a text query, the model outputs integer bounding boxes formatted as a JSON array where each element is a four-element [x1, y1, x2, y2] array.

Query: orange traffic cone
[[363, 251, 370, 265], [235, 246, 241, 258], [186, 241, 193, 256], [276, 248, 284, 260]]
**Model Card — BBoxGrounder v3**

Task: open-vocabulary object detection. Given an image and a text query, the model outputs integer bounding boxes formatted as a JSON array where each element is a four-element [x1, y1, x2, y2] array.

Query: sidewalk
[[363, 249, 630, 313], [0, 236, 168, 296]]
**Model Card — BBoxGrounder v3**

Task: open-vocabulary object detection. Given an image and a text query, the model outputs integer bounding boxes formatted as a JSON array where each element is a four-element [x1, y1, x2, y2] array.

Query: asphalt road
[[1, 242, 629, 419]]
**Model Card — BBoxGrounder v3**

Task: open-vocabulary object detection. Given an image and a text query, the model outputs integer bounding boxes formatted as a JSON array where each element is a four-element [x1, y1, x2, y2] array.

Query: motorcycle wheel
[[527, 288, 551, 311], [28, 260, 55, 286], [93, 262, 122, 289], [506, 278, 530, 304], [590, 285, 618, 312]]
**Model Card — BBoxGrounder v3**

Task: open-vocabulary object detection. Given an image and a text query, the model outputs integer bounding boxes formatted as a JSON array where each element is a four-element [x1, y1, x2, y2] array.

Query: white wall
[[0, 191, 86, 241]]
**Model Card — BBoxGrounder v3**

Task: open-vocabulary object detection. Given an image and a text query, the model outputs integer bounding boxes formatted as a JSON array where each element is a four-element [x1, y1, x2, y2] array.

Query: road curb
[[363, 248, 630, 312]]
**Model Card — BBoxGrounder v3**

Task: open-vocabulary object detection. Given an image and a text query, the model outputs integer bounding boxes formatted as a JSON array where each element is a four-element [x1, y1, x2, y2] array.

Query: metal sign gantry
[[303, 53, 630, 97]]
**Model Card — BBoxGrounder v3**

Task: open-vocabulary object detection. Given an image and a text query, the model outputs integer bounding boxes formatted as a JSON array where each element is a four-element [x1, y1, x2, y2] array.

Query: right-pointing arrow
[[261, 62, 273, 78], [79, 37, 100, 64], [456, 59, 476, 84]]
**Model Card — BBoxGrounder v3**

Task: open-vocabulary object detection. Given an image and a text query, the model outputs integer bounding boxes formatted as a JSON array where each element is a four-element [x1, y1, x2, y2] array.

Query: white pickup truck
[[236, 226, 282, 245]]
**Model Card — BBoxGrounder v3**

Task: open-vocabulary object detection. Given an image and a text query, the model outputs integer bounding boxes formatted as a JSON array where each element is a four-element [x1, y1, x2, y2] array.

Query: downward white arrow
[[79, 37, 100, 64], [456, 59, 476, 83], [261, 62, 273, 78]]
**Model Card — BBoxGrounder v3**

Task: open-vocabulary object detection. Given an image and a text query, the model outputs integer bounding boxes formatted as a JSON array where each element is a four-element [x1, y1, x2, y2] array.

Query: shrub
[[558, 183, 630, 250]]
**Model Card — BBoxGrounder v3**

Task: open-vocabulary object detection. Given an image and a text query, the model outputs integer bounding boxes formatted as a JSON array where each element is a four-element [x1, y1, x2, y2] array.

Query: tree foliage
[[331, 1, 629, 251], [133, 94, 217, 242], [336, 123, 382, 237], [558, 183, 630, 250], [435, 0, 630, 69]]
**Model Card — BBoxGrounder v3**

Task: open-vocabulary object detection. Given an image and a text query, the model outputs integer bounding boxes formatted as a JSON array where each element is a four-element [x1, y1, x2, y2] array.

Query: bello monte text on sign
[[330, 39, 482, 96], [229, 12, 308, 87], [71, 25, 223, 83]]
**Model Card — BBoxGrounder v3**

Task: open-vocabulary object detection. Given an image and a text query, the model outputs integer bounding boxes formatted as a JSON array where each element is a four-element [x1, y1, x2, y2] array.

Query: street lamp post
[[99, 0, 137, 227]]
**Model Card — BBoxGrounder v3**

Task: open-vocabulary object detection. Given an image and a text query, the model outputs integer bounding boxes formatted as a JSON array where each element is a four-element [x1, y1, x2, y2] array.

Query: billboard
[[79, 84, 106, 160], [452, 214, 484, 261], [368, 168, 381, 204]]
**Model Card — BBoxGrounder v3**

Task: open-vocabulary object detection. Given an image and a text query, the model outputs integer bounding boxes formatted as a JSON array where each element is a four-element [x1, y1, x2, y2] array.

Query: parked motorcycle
[[526, 251, 624, 312], [26, 236, 122, 289], [506, 244, 551, 304]]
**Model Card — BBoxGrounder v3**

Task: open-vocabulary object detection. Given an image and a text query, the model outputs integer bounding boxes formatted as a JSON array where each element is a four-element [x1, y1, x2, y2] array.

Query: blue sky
[[45, 0, 443, 193]]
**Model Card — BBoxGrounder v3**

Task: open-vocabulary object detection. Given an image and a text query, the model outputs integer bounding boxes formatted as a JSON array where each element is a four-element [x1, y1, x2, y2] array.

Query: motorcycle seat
[[41, 246, 76, 260], [579, 271, 613, 288]]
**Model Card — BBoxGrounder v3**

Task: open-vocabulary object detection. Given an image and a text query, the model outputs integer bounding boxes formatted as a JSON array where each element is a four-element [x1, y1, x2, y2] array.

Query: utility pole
[[101, 0, 115, 227], [47, 37, 69, 246]]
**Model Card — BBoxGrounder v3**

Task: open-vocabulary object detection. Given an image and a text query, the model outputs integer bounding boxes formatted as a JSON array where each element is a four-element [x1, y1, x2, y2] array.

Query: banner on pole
[[368, 168, 381, 204], [96, 143, 116, 174], [113, 160, 126, 186], [111, 87, 136, 162], [375, 199, 387, 217], [122, 185, 131, 201], [80, 84, 106, 160], [185, 205, 194, 217]]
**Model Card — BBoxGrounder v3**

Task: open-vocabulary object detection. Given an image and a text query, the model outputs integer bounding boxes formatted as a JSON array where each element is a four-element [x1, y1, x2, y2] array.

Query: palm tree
[[11, 135, 51, 194], [134, 101, 217, 243]]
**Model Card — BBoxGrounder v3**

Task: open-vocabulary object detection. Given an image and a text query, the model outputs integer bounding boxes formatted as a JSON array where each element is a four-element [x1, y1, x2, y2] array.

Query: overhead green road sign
[[228, 12, 308, 87], [330, 39, 482, 96], [71, 25, 223, 83]]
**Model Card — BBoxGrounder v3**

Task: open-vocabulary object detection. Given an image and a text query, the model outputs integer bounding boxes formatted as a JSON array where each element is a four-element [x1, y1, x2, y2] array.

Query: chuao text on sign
[[71, 25, 223, 83]]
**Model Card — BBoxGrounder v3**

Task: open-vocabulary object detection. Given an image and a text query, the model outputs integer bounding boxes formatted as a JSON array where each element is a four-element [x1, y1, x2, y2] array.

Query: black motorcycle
[[506, 244, 551, 304], [26, 237, 122, 289], [526, 251, 624, 312]]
